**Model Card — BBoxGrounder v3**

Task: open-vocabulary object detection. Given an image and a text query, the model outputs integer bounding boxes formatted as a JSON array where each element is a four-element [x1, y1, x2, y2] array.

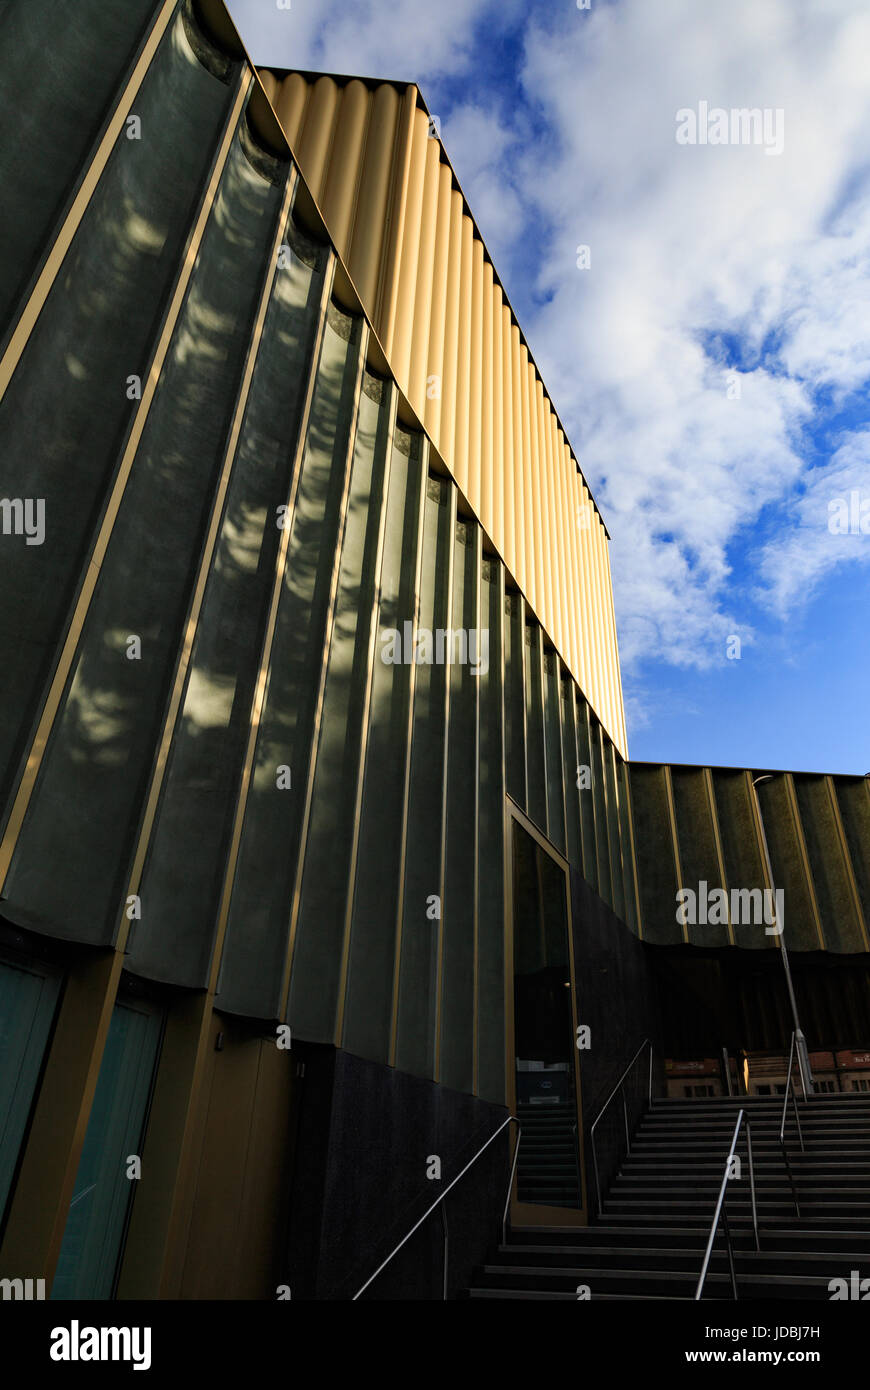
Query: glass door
[[508, 805, 585, 1223]]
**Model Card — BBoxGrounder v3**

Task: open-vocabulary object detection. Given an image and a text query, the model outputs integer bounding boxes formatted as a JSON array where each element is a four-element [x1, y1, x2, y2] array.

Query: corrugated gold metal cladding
[[452, 213, 473, 498], [561, 439, 581, 680], [509, 324, 524, 587], [467, 237, 485, 518], [258, 69, 629, 756], [500, 306, 515, 577], [424, 164, 452, 442], [407, 135, 440, 411], [375, 85, 417, 356], [436, 189, 463, 467], [491, 289, 504, 557], [321, 79, 368, 251], [481, 260, 495, 530], [551, 430, 570, 675], [348, 83, 399, 311], [273, 71, 309, 146], [578, 482, 598, 706], [523, 351, 543, 617], [390, 106, 428, 387], [295, 75, 339, 198], [603, 532, 629, 753]]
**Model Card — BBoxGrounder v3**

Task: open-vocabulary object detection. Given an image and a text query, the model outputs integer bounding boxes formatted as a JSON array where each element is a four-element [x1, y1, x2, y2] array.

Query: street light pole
[[751, 774, 813, 1098]]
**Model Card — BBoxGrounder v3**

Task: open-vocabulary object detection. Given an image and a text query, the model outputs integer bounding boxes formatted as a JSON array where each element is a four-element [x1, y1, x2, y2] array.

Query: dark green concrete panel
[[129, 213, 323, 988], [590, 716, 612, 909], [670, 767, 729, 949], [710, 770, 768, 950], [476, 559, 506, 1105], [4, 117, 281, 944], [794, 775, 864, 953], [338, 428, 425, 1059], [0, 7, 238, 822], [395, 476, 452, 1081], [283, 374, 393, 1034], [560, 675, 582, 875], [222, 302, 363, 1022], [754, 776, 818, 952], [0, 0, 160, 334], [837, 778, 870, 939], [524, 625, 547, 833], [503, 594, 526, 809], [603, 737, 625, 924], [615, 755, 638, 933], [628, 764, 678, 944], [542, 651, 566, 856], [439, 521, 480, 1095], [575, 698, 598, 894]]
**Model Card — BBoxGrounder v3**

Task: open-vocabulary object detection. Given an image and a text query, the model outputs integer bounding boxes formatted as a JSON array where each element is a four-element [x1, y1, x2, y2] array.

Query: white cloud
[[228, 0, 870, 694], [226, 0, 494, 80], [756, 430, 870, 616], [438, 0, 870, 678]]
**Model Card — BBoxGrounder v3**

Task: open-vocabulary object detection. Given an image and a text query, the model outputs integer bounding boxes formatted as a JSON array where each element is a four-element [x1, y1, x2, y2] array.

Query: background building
[[0, 0, 868, 1300]]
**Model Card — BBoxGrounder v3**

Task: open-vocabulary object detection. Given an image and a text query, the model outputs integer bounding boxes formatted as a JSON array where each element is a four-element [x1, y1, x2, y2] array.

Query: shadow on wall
[[284, 1046, 511, 1300]]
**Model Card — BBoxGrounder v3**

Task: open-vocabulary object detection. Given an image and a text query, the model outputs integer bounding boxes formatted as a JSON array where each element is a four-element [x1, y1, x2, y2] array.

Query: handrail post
[[592, 1144, 602, 1221], [648, 1044, 654, 1104], [440, 1203, 449, 1301], [695, 1110, 746, 1300], [746, 1121, 760, 1253], [779, 1031, 803, 1218], [354, 1114, 520, 1300], [791, 1080, 805, 1153], [501, 1121, 522, 1244], [721, 1205, 738, 1300], [589, 1038, 652, 1220], [780, 1032, 796, 1142]]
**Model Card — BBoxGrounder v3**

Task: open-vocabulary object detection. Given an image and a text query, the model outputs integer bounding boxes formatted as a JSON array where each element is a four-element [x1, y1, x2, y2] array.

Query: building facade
[[0, 0, 868, 1300]]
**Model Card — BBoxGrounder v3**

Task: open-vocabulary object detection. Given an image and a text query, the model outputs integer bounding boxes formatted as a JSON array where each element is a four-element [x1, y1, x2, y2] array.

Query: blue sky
[[226, 0, 870, 775]]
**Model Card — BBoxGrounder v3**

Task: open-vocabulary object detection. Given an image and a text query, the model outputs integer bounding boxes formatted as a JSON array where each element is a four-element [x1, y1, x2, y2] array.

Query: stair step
[[468, 1094, 870, 1302]]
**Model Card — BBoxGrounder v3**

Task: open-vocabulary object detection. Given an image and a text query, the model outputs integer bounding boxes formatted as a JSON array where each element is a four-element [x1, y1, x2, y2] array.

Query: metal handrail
[[695, 1109, 760, 1300], [352, 1115, 520, 1300], [779, 1031, 804, 1217], [781, 1032, 807, 1143], [589, 1038, 653, 1218]]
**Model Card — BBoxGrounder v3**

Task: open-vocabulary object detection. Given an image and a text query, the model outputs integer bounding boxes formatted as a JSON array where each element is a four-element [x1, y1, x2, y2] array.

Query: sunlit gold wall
[[257, 69, 628, 758]]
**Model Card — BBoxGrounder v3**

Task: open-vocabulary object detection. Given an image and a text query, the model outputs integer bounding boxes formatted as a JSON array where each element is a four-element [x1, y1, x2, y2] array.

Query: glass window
[[51, 997, 162, 1300], [0, 954, 62, 1223]]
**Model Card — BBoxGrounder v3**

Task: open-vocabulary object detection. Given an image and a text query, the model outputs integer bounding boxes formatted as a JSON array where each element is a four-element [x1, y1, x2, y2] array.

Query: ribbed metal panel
[[258, 69, 629, 757], [630, 762, 870, 954]]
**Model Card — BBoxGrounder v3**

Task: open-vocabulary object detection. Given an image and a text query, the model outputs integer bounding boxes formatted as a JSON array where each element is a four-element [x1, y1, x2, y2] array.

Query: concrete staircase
[[515, 1102, 582, 1208], [467, 1093, 870, 1299]]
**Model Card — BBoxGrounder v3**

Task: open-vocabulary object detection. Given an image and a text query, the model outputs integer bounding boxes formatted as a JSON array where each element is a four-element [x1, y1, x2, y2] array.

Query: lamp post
[[751, 774, 813, 1098]]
